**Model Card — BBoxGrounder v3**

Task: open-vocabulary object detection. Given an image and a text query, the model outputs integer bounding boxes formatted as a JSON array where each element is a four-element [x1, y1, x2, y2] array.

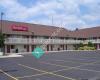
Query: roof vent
[[75, 28, 79, 31]]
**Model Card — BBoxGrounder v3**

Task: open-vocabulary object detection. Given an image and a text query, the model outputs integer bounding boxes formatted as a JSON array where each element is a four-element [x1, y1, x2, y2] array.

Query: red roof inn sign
[[11, 25, 28, 31]]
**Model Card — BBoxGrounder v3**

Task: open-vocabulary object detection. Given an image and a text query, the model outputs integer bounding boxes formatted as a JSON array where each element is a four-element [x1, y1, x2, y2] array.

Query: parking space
[[0, 50, 100, 80], [18, 74, 71, 80], [0, 73, 13, 80], [54, 68, 100, 80], [79, 64, 100, 71]]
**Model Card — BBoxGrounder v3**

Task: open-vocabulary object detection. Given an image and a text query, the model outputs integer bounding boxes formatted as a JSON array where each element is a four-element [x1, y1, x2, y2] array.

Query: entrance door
[[66, 45, 67, 50], [47, 45, 49, 51], [32, 45, 36, 51], [51, 45, 53, 51], [7, 45, 10, 53], [26, 45, 29, 52]]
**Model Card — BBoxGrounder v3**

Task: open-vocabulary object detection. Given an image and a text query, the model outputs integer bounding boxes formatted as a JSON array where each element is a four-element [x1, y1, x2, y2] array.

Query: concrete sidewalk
[[17, 50, 99, 55], [0, 50, 99, 58], [0, 54, 23, 58]]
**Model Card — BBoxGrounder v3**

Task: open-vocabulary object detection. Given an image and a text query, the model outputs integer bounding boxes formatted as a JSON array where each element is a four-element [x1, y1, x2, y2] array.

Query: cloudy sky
[[0, 0, 100, 30]]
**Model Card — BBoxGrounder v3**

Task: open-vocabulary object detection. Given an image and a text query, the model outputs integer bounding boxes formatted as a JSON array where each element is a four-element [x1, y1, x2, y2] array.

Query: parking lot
[[0, 50, 100, 80]]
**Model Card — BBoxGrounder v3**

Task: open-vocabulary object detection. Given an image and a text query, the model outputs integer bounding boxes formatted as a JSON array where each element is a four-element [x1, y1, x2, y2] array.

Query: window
[[7, 34, 11, 37], [11, 45, 15, 49], [24, 45, 27, 48]]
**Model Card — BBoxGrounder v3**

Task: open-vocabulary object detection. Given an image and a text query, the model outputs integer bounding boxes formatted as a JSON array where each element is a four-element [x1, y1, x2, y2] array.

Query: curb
[[1, 50, 99, 56], [0, 54, 23, 58]]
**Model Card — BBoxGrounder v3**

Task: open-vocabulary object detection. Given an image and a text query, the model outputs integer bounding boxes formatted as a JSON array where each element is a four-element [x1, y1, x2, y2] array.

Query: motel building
[[0, 20, 100, 53]]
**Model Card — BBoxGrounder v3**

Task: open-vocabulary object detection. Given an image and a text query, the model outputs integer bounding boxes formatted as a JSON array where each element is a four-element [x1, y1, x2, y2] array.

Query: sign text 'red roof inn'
[[11, 25, 28, 31]]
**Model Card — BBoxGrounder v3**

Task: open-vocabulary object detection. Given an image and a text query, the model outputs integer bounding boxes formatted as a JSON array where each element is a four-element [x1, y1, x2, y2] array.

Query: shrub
[[78, 46, 96, 50], [88, 42, 94, 47]]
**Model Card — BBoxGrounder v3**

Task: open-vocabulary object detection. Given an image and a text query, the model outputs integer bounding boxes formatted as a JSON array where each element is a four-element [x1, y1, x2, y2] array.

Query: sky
[[0, 0, 100, 30]]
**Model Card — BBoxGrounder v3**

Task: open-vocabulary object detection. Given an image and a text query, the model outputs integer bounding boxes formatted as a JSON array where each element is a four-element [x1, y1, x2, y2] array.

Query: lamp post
[[0, 12, 5, 55], [0, 12, 4, 33]]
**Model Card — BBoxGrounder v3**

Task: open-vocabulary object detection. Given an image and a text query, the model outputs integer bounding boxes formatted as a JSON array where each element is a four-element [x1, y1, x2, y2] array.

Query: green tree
[[88, 42, 94, 47], [79, 43, 84, 47], [75, 43, 84, 50], [0, 32, 5, 54]]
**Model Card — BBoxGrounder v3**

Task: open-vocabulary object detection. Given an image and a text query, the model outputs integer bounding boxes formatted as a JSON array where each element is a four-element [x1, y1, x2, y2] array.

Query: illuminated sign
[[11, 25, 28, 31]]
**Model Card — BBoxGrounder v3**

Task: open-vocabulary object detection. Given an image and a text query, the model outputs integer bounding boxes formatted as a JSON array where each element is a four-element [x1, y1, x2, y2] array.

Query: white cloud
[[0, 0, 100, 30], [0, 0, 29, 20], [82, 15, 100, 21]]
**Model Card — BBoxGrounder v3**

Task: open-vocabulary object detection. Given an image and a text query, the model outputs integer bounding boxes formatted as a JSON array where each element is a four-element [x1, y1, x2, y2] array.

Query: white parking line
[[0, 69, 18, 80], [40, 61, 69, 68], [40, 60, 100, 73], [53, 59, 86, 64], [55, 57, 94, 61], [75, 68, 100, 73], [18, 64, 76, 80], [16, 73, 47, 79]]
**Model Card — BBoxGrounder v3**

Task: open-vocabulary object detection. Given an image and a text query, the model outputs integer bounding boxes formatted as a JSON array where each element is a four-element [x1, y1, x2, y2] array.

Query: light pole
[[0, 12, 4, 33], [0, 12, 5, 54]]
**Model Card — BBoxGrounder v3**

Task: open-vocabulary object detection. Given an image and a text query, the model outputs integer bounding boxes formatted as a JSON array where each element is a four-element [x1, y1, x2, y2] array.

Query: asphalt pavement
[[0, 50, 100, 80]]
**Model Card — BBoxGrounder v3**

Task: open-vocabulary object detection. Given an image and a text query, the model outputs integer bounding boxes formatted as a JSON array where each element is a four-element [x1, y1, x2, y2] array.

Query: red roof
[[71, 27, 100, 38], [0, 20, 100, 38]]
